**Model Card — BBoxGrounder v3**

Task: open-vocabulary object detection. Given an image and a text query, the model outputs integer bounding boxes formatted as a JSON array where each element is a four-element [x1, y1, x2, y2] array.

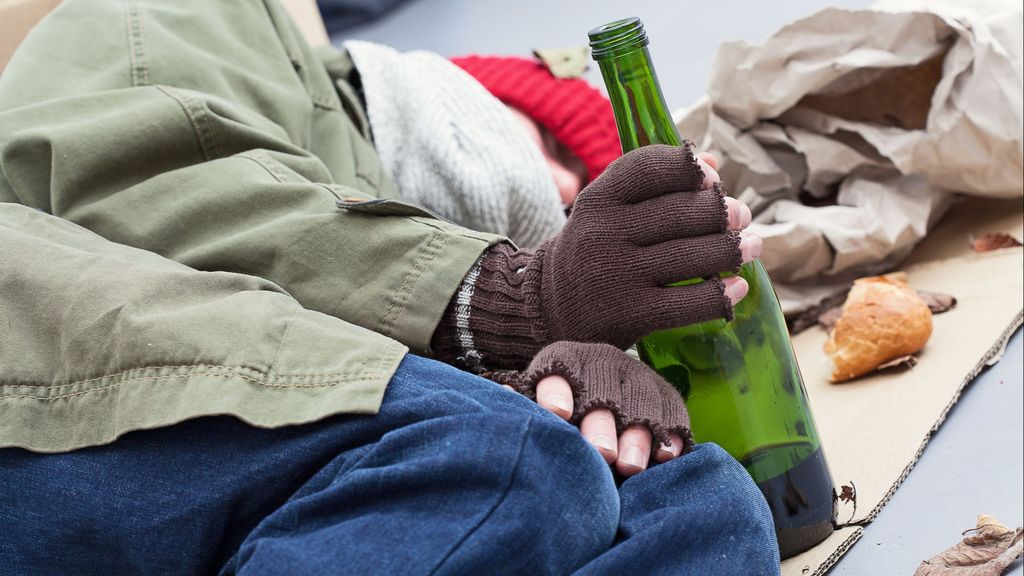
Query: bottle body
[[636, 262, 836, 557], [589, 18, 836, 559]]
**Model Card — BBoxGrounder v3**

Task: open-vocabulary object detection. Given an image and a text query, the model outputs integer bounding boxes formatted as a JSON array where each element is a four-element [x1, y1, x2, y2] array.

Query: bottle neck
[[596, 46, 680, 152]]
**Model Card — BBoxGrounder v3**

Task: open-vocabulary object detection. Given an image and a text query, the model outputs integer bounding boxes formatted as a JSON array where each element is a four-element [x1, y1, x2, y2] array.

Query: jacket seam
[[125, 0, 149, 86], [311, 94, 342, 112], [344, 122, 380, 191], [238, 149, 291, 181], [1, 363, 393, 392], [412, 216, 501, 244], [267, 310, 299, 377], [258, 0, 304, 70], [155, 85, 223, 160], [373, 331, 399, 383], [378, 231, 447, 337], [3, 371, 386, 402], [258, 0, 339, 113], [238, 152, 347, 205]]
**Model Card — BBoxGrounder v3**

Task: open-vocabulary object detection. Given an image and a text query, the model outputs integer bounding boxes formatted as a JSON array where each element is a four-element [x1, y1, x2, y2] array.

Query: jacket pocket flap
[[336, 197, 448, 221]]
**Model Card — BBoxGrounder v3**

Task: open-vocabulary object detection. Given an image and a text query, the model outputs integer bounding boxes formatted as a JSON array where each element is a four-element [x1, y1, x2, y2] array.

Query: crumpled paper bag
[[676, 0, 1023, 313]]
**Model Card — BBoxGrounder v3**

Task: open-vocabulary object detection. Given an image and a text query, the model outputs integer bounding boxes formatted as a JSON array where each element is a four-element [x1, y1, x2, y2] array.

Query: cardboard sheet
[[781, 200, 1024, 575], [783, 527, 864, 576]]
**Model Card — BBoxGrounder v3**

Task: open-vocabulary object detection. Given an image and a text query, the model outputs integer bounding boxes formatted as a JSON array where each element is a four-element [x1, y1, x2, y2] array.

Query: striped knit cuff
[[430, 243, 542, 372]]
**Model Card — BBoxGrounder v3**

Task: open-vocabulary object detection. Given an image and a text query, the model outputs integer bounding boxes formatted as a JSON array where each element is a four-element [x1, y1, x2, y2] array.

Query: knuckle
[[586, 407, 618, 427]]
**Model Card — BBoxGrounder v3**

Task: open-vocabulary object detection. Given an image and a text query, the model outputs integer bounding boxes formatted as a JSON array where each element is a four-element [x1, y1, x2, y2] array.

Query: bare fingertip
[[536, 376, 574, 420], [590, 434, 618, 464], [698, 152, 719, 170], [725, 197, 753, 231], [615, 460, 647, 477], [655, 447, 675, 463], [724, 197, 741, 230], [701, 162, 721, 189], [549, 396, 572, 418], [739, 232, 763, 264], [722, 276, 749, 305], [616, 445, 649, 477]]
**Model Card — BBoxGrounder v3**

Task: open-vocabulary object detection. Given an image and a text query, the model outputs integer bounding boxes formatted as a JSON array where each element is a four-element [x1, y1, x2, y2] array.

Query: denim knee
[[434, 411, 620, 575], [612, 443, 780, 573], [692, 444, 781, 571]]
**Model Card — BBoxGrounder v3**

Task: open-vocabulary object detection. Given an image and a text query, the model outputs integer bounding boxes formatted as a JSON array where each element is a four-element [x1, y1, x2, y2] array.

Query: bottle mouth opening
[[588, 17, 648, 60]]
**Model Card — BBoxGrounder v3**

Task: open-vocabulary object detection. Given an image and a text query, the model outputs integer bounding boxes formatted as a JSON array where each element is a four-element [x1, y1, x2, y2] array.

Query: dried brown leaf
[[787, 289, 850, 334], [970, 233, 1022, 253], [838, 484, 856, 504], [915, 514, 1024, 576], [918, 290, 958, 314], [832, 481, 859, 526], [788, 280, 956, 335], [788, 309, 821, 335], [817, 306, 843, 332], [532, 47, 589, 79]]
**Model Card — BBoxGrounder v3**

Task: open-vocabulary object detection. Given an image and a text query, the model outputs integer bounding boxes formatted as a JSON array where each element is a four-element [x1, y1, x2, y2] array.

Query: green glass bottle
[[589, 18, 837, 559]]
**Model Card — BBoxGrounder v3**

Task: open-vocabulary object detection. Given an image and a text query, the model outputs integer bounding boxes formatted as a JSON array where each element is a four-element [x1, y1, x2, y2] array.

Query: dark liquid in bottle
[[746, 446, 837, 559]]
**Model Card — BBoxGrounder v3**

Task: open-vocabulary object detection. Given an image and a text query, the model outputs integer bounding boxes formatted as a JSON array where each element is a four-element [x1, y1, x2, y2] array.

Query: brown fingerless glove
[[432, 144, 742, 371], [487, 341, 694, 454]]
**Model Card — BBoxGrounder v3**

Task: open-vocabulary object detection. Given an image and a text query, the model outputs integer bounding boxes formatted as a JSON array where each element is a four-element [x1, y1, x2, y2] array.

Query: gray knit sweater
[[345, 40, 566, 248]]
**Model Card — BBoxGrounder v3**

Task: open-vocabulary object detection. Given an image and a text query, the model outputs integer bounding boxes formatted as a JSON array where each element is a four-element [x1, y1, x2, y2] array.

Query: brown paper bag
[[676, 1, 1024, 313]]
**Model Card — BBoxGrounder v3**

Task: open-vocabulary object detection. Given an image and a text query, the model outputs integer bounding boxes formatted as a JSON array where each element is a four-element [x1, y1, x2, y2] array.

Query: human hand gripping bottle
[[589, 17, 838, 558]]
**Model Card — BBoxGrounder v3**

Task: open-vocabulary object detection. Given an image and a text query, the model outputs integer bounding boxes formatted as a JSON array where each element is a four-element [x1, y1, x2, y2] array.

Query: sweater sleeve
[[431, 243, 543, 371]]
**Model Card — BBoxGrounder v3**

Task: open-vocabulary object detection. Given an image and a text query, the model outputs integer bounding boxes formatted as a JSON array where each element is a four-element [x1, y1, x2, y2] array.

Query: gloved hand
[[485, 341, 692, 477], [432, 144, 760, 371]]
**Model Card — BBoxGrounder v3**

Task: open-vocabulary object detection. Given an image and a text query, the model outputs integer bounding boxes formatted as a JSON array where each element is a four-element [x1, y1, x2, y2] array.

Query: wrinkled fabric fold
[[0, 204, 405, 452]]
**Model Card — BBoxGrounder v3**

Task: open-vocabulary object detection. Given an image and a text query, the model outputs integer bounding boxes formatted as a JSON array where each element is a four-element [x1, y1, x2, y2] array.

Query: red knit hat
[[452, 55, 621, 182]]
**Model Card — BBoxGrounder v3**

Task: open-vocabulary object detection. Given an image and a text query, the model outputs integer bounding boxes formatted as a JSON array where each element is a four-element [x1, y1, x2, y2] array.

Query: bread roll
[[824, 273, 933, 382]]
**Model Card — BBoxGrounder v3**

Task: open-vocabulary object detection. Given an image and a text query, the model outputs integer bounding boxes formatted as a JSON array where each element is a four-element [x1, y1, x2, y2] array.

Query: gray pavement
[[333, 0, 876, 112], [832, 328, 1023, 576]]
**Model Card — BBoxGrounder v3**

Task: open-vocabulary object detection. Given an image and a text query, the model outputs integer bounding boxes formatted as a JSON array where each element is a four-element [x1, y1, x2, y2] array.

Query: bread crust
[[824, 273, 933, 382]]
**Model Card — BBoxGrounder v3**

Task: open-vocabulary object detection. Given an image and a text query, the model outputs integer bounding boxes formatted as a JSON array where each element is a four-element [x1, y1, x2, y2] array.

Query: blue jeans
[[0, 354, 779, 575]]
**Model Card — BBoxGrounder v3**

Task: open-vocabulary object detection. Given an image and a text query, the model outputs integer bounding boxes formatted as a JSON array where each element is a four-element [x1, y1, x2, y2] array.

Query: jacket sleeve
[[0, 203, 406, 453], [0, 0, 501, 354]]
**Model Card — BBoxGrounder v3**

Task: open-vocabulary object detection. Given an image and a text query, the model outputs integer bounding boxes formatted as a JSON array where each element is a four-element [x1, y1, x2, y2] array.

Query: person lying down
[[0, 1, 777, 574]]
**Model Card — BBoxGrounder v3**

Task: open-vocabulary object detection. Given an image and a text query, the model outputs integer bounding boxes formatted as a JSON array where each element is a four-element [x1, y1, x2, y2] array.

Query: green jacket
[[0, 0, 502, 452]]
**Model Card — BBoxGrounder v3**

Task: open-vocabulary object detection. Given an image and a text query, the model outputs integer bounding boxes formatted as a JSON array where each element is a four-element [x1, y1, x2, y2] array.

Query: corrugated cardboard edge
[[813, 528, 864, 576], [860, 310, 1023, 525], [804, 311, 1022, 576]]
